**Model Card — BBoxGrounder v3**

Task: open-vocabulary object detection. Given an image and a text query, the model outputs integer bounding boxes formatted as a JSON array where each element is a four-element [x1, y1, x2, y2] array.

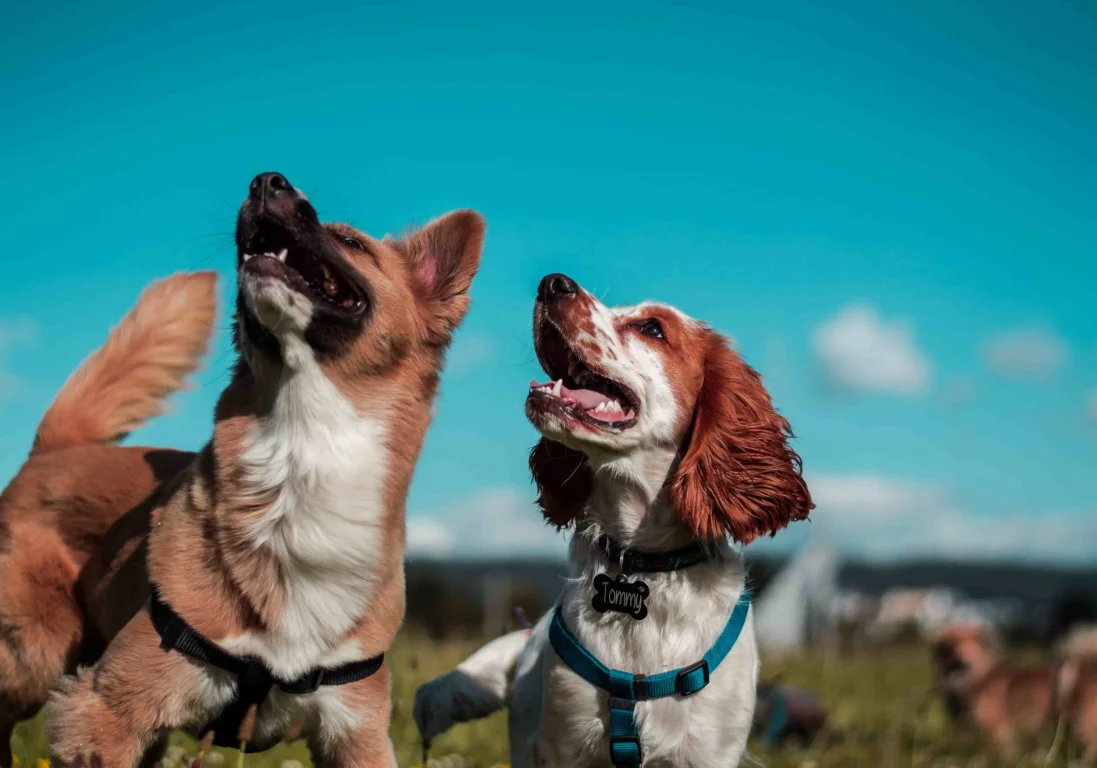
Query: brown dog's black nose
[[538, 273, 578, 302], [249, 172, 294, 202]]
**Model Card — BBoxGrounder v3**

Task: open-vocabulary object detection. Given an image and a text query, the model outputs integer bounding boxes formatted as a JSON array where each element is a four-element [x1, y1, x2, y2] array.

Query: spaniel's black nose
[[538, 273, 579, 302]]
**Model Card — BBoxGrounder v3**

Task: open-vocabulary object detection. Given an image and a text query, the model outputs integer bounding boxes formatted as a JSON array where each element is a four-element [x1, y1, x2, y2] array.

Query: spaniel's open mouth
[[240, 224, 366, 315], [527, 320, 639, 431]]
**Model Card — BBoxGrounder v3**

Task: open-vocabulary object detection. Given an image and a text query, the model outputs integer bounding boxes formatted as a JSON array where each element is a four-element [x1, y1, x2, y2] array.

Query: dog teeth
[[590, 400, 623, 415], [530, 380, 566, 397], [242, 251, 286, 263]]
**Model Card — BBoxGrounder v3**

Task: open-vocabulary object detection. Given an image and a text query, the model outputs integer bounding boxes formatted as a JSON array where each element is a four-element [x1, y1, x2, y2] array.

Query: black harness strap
[[148, 585, 384, 750]]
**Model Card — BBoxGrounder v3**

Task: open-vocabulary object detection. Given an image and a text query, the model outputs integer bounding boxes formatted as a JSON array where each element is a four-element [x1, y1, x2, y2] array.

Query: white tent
[[753, 542, 839, 654]]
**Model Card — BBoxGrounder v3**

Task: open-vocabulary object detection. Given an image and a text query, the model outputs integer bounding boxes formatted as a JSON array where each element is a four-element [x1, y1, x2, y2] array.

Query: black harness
[[148, 585, 384, 750]]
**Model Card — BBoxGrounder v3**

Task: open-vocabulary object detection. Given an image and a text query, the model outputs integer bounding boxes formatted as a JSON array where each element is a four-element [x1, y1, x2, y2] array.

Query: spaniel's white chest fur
[[525, 559, 759, 768]]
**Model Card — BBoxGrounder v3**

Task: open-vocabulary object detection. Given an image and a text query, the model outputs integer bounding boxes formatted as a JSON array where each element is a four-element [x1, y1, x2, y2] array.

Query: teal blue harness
[[548, 590, 752, 767]]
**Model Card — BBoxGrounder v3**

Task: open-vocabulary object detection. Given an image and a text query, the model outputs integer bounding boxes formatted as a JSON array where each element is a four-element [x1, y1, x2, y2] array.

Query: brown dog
[[933, 622, 1097, 761], [2, 172, 483, 767], [1059, 626, 1097, 764], [0, 270, 218, 767]]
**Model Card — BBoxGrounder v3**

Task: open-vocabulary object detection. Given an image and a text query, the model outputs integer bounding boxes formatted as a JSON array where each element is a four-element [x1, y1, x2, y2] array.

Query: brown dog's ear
[[393, 210, 485, 338], [669, 330, 813, 544], [530, 437, 592, 529]]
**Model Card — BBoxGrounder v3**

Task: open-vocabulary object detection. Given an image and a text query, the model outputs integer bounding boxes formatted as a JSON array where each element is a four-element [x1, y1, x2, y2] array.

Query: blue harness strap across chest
[[549, 590, 752, 767]]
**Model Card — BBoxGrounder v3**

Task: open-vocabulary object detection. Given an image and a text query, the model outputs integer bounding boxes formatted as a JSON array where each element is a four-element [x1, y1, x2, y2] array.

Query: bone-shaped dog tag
[[592, 573, 650, 621]]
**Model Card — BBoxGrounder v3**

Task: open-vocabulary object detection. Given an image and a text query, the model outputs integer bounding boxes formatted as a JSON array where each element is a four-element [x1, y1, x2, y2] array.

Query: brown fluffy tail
[[32, 271, 219, 454]]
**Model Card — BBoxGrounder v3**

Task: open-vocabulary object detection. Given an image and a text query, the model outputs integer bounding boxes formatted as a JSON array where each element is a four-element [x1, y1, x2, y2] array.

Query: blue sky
[[2, 0, 1095, 563]]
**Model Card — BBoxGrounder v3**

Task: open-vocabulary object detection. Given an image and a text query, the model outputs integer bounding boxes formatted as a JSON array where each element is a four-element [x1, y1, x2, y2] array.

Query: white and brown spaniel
[[415, 273, 813, 768]]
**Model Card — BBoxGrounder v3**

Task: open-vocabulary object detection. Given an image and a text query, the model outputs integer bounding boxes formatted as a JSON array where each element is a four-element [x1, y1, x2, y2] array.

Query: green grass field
[[10, 633, 1081, 768]]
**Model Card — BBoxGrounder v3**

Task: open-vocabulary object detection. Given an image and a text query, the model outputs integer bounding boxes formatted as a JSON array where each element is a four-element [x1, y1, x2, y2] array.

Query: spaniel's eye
[[636, 319, 665, 340], [342, 236, 366, 252]]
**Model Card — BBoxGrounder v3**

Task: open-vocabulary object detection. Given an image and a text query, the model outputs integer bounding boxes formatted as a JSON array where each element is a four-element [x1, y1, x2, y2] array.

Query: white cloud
[[795, 472, 1097, 564], [446, 330, 495, 375], [809, 473, 949, 522], [925, 508, 1097, 564], [813, 304, 930, 396], [406, 517, 454, 558], [983, 327, 1069, 380], [406, 487, 568, 559]]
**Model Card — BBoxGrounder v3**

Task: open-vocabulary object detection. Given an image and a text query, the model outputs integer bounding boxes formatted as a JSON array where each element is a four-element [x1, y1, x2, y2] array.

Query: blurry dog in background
[[932, 621, 1097, 761]]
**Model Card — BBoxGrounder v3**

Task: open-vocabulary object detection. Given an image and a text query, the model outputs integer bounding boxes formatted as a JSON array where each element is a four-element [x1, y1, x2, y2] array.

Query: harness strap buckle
[[609, 736, 642, 766], [289, 668, 326, 695], [607, 698, 641, 766], [675, 660, 710, 696]]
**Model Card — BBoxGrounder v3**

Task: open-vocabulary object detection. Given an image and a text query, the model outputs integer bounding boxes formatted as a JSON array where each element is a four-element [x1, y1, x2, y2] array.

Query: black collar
[[594, 534, 712, 575]]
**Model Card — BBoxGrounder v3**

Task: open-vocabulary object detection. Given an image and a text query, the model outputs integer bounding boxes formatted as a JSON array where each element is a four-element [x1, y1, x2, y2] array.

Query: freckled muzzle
[[526, 275, 640, 432]]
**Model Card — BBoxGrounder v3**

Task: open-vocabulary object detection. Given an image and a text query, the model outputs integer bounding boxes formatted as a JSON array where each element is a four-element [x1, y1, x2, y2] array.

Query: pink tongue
[[529, 380, 618, 412]]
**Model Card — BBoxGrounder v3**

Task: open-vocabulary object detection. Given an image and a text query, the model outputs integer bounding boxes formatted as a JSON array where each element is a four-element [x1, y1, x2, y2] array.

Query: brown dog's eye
[[635, 319, 665, 340], [342, 236, 367, 252]]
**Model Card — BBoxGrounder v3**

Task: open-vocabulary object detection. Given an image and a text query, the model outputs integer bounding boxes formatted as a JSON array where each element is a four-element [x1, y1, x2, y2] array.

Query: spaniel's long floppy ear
[[392, 210, 485, 340], [529, 437, 592, 529], [669, 330, 813, 544]]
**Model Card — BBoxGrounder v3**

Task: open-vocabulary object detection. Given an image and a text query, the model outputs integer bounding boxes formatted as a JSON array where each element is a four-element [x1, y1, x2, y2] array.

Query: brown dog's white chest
[[223, 334, 394, 679]]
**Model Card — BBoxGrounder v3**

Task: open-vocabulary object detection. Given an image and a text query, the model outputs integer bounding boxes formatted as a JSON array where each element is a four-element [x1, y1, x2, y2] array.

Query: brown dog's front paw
[[45, 673, 144, 768]]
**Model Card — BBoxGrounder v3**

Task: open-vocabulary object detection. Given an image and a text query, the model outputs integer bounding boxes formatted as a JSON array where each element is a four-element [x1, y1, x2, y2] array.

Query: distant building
[[753, 543, 840, 654]]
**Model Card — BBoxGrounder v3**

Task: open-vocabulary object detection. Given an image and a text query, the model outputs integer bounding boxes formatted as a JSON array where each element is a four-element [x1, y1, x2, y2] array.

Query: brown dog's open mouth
[[241, 225, 366, 315], [527, 319, 639, 430]]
